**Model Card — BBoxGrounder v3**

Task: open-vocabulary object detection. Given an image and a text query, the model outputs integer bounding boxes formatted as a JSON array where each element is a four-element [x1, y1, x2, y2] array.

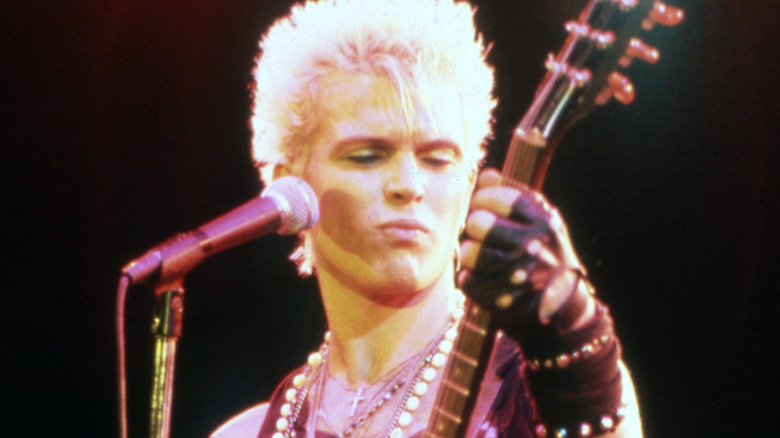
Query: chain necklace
[[272, 292, 465, 438], [324, 349, 426, 419], [315, 331, 446, 437]]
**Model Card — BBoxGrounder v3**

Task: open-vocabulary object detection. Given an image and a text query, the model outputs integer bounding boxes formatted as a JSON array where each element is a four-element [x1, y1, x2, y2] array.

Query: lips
[[379, 218, 430, 241]]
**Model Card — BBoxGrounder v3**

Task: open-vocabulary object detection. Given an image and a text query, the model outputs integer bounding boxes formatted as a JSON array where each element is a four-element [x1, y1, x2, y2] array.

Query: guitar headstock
[[586, 0, 684, 108], [513, 0, 684, 148]]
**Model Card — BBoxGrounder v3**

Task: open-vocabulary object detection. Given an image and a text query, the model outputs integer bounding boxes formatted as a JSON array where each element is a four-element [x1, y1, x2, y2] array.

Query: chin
[[368, 257, 450, 297]]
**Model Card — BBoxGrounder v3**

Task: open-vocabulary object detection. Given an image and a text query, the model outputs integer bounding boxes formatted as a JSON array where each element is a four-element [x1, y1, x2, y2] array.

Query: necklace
[[315, 334, 444, 437], [272, 338, 329, 438], [347, 388, 365, 418], [383, 315, 462, 438], [325, 351, 425, 418], [272, 292, 465, 438]]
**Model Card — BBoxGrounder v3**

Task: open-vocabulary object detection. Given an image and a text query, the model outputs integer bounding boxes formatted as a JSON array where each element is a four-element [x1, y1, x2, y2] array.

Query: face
[[297, 72, 476, 299]]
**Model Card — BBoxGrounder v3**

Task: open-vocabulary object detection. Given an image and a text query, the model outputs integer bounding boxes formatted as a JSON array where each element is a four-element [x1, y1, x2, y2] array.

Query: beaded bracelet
[[532, 404, 627, 438], [526, 333, 613, 372], [521, 302, 625, 437]]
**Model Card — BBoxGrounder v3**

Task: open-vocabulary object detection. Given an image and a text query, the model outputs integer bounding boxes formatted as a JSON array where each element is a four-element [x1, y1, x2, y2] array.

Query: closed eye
[[419, 147, 458, 167], [345, 147, 387, 164]]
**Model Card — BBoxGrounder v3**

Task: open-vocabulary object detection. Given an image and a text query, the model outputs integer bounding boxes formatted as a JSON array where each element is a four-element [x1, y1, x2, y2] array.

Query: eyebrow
[[329, 136, 391, 156], [330, 136, 463, 158], [416, 139, 463, 158]]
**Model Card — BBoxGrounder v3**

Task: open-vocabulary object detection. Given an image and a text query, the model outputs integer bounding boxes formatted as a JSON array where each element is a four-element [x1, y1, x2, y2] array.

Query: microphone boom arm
[[117, 176, 318, 438]]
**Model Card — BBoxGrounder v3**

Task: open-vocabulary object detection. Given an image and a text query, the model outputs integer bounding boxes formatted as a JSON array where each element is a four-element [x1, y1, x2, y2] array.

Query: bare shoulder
[[209, 403, 269, 438]]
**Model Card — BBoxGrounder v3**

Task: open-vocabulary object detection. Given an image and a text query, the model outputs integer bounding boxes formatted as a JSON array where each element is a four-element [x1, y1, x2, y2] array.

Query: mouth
[[379, 219, 430, 241]]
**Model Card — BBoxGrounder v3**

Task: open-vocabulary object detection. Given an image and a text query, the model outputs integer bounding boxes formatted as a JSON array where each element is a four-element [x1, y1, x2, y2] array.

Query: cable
[[116, 275, 130, 438]]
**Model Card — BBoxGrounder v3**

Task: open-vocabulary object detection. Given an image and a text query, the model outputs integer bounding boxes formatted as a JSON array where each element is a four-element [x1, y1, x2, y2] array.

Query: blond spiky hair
[[251, 0, 496, 183], [250, 0, 496, 274]]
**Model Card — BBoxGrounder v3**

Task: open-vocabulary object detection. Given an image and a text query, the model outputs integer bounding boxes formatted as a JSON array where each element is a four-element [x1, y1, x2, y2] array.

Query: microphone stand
[[149, 281, 185, 438], [118, 177, 318, 437]]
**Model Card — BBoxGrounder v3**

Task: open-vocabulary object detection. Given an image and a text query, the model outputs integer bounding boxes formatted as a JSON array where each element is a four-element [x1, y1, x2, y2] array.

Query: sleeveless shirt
[[255, 335, 534, 438]]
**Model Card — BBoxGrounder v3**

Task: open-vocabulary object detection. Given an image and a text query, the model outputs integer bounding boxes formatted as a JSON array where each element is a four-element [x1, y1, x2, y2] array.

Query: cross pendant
[[349, 387, 366, 417]]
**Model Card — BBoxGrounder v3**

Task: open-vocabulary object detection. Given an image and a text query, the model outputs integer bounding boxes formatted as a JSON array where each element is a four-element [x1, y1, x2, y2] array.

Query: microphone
[[121, 176, 319, 285]]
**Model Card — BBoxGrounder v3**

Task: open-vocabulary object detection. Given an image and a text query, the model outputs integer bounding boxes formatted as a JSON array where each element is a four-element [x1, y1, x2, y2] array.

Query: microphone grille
[[261, 176, 319, 234]]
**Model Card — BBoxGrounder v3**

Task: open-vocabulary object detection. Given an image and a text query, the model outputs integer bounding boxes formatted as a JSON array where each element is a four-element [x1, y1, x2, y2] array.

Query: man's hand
[[458, 168, 593, 336]]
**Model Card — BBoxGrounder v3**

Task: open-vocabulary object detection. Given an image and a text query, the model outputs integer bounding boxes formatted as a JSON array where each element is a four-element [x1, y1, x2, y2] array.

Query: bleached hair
[[251, 0, 496, 274], [251, 0, 495, 182]]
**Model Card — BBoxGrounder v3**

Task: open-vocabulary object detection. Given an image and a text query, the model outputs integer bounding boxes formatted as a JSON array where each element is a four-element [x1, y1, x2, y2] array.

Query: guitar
[[425, 1, 683, 437]]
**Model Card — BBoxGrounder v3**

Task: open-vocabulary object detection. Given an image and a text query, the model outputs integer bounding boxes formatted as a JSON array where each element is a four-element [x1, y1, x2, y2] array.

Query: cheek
[[436, 173, 474, 223], [315, 185, 371, 246]]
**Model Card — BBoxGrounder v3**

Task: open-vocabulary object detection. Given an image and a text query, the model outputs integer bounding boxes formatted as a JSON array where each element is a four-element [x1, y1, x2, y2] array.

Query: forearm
[[603, 362, 642, 438], [520, 298, 630, 437]]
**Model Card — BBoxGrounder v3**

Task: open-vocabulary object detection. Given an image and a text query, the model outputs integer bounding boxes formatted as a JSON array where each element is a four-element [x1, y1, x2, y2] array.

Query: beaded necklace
[[272, 293, 465, 438]]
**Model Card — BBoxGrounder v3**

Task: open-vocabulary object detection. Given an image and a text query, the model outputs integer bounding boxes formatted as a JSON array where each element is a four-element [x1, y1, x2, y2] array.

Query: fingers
[[477, 168, 503, 188], [460, 240, 513, 274], [464, 210, 496, 242], [470, 186, 522, 218], [461, 170, 589, 329], [508, 191, 556, 226], [538, 268, 580, 323], [461, 237, 560, 273], [486, 216, 548, 250], [471, 184, 556, 229], [465, 168, 570, 286], [464, 210, 557, 263]]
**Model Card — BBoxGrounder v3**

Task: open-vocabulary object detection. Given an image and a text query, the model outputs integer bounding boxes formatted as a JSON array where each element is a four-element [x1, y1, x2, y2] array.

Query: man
[[213, 0, 641, 436]]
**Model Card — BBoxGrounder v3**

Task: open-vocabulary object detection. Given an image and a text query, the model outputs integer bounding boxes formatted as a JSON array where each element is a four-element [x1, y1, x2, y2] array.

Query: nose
[[384, 153, 424, 203]]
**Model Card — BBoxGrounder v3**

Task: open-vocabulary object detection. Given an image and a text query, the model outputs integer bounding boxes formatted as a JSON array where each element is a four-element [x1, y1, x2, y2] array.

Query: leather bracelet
[[526, 333, 614, 372], [521, 303, 624, 437], [532, 404, 628, 438]]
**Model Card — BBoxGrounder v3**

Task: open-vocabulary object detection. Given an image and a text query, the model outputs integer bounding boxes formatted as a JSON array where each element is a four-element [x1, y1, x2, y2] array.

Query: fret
[[452, 331, 486, 353], [441, 377, 471, 397], [503, 135, 543, 186], [459, 318, 488, 337], [433, 405, 464, 424], [427, 409, 463, 438], [442, 371, 474, 390], [450, 349, 479, 368], [426, 299, 493, 438]]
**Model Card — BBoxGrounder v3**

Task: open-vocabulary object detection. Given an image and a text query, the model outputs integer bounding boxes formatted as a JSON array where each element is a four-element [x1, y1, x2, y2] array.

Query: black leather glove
[[458, 169, 591, 341]]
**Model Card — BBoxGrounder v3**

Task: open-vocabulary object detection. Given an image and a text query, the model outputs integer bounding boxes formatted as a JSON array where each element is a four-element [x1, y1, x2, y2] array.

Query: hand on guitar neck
[[459, 168, 596, 340], [456, 168, 638, 437]]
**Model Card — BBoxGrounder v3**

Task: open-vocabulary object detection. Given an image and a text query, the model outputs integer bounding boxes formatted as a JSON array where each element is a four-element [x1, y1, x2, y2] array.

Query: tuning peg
[[642, 2, 685, 30], [595, 72, 635, 105], [565, 21, 591, 38], [609, 72, 635, 104], [613, 0, 639, 11], [590, 30, 616, 49], [619, 37, 660, 67]]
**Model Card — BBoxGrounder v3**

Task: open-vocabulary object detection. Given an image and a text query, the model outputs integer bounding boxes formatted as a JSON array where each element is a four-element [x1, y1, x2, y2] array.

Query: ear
[[468, 164, 479, 192], [272, 160, 293, 179]]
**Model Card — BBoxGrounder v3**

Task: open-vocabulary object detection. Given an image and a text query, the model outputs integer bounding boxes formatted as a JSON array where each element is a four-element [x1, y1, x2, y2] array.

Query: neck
[[316, 267, 457, 387]]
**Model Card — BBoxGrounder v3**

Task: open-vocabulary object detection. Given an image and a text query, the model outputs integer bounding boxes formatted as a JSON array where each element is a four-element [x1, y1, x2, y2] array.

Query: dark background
[[3, 0, 778, 436]]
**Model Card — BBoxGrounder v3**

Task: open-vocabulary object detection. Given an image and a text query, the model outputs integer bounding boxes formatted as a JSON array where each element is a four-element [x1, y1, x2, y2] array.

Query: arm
[[610, 362, 643, 438], [210, 403, 269, 438], [459, 169, 642, 436]]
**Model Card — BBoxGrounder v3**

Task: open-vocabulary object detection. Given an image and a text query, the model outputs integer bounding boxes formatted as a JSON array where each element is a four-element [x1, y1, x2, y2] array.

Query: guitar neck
[[424, 300, 493, 438], [502, 134, 549, 189]]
